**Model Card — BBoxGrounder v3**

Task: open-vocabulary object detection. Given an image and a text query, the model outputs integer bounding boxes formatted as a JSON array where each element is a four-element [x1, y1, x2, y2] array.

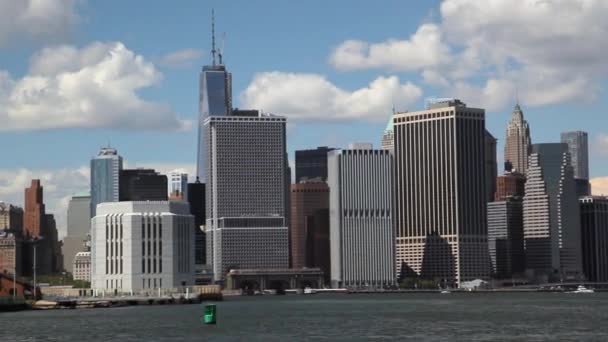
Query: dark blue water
[[2, 293, 608, 341]]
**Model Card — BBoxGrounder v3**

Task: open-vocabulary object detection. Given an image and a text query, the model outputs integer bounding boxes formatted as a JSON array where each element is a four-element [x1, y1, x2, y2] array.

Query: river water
[[2, 293, 608, 341]]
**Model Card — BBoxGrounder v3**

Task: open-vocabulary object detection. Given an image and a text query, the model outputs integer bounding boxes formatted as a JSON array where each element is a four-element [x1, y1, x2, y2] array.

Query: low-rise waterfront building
[[73, 251, 91, 282], [0, 231, 21, 276], [91, 201, 195, 292]]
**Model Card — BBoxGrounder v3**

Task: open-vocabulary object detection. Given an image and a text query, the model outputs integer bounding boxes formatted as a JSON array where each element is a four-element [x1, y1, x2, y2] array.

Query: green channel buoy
[[203, 304, 217, 325]]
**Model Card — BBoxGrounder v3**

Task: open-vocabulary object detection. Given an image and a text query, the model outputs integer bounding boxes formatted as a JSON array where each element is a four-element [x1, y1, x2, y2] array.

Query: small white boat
[[569, 285, 594, 293], [440, 290, 451, 294], [303, 287, 317, 295]]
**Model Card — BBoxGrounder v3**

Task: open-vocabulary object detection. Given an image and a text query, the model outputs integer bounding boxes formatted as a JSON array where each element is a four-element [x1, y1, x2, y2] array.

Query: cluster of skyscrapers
[[1, 16, 608, 293]]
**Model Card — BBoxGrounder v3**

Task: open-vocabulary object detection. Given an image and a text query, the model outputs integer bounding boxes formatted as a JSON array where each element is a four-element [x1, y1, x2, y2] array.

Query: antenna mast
[[211, 9, 216, 66], [218, 32, 225, 65]]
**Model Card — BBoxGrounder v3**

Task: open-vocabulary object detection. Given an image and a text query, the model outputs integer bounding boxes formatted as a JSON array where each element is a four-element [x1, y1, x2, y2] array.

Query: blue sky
[[0, 0, 607, 230]]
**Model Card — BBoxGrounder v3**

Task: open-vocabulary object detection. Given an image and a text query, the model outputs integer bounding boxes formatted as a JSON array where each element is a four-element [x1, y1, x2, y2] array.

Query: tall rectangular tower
[[24, 179, 45, 238], [394, 99, 490, 286], [291, 182, 330, 281], [561, 131, 590, 196], [485, 130, 498, 203], [328, 147, 395, 288], [187, 180, 206, 265], [487, 198, 525, 278], [523, 143, 583, 281], [90, 147, 122, 218], [205, 111, 289, 281]]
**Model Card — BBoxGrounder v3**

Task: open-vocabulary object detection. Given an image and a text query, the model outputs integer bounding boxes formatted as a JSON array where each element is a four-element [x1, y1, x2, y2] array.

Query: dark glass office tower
[[295, 147, 335, 183], [188, 179, 206, 265], [119, 169, 167, 201], [580, 196, 608, 282], [487, 198, 525, 278], [561, 131, 590, 197]]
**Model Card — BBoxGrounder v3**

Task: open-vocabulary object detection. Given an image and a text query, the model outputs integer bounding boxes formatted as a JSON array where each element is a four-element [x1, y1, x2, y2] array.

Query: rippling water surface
[[2, 293, 608, 341]]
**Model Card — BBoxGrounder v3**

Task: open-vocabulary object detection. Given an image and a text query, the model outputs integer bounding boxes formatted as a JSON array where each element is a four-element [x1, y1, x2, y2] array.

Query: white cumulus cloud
[[0, 0, 81, 47], [159, 48, 204, 68], [329, 24, 451, 71], [241, 72, 422, 121], [330, 0, 608, 111], [0, 41, 191, 131]]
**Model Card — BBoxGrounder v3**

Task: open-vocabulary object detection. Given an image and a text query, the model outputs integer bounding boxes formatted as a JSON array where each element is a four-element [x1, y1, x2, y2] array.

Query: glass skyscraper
[[90, 147, 122, 218], [196, 64, 232, 181], [561, 131, 590, 196]]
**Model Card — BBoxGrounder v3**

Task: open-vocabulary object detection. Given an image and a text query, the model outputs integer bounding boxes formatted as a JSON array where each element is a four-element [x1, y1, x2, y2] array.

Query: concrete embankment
[[30, 293, 222, 310]]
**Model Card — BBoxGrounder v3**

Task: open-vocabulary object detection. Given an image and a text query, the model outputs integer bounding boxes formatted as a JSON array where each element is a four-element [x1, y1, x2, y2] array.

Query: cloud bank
[[0, 0, 81, 47], [241, 72, 421, 122], [0, 42, 190, 131], [330, 0, 608, 111]]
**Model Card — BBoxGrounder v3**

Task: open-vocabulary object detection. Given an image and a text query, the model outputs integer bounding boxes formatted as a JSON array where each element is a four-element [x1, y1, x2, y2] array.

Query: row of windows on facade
[[341, 209, 392, 217], [394, 111, 483, 123], [207, 117, 286, 123]]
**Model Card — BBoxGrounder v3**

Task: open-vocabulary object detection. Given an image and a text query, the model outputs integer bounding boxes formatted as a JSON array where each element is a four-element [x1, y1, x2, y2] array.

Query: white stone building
[[73, 251, 91, 282], [91, 201, 195, 292], [328, 145, 395, 289]]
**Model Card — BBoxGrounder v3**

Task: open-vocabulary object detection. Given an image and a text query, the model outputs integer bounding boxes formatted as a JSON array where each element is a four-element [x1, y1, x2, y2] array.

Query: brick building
[[0, 272, 38, 298], [22, 180, 59, 276], [495, 172, 526, 201]]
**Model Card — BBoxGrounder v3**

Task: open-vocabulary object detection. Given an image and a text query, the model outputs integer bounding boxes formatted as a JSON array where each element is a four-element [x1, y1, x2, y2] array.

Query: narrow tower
[[196, 10, 233, 181], [504, 104, 532, 174]]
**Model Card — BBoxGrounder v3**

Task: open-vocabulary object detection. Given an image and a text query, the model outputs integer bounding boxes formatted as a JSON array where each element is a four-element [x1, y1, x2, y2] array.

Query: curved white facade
[[91, 201, 195, 292]]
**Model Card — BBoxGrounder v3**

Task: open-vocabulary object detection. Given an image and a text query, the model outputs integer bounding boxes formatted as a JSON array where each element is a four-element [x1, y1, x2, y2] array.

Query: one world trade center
[[197, 10, 232, 181]]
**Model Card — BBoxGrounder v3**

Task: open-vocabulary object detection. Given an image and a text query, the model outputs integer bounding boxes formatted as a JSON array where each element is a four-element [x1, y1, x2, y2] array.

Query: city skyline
[[0, 0, 607, 233]]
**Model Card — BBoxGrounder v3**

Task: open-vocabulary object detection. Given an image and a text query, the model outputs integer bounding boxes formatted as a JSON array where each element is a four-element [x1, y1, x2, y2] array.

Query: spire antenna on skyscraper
[[211, 9, 217, 66], [218, 32, 225, 65]]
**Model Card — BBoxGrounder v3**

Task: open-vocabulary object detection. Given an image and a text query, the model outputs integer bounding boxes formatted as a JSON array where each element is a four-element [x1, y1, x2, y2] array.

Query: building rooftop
[[72, 191, 90, 198]]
